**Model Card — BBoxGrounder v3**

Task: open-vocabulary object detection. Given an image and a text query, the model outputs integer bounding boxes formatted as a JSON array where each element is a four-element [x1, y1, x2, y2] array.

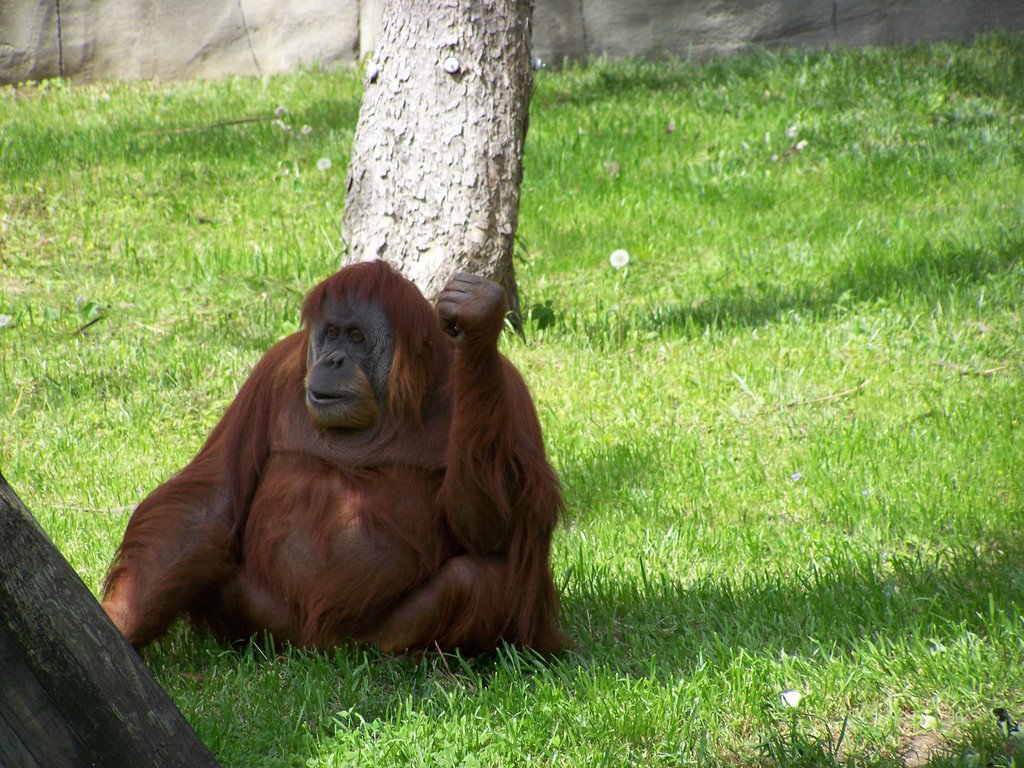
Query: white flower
[[316, 157, 332, 172], [271, 119, 291, 133], [786, 124, 799, 139], [300, 124, 313, 136], [610, 249, 630, 269], [781, 689, 803, 708], [274, 105, 289, 118], [795, 139, 809, 152]]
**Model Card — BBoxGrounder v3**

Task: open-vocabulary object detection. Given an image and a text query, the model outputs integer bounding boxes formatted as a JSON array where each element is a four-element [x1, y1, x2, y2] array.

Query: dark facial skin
[[304, 296, 393, 430]]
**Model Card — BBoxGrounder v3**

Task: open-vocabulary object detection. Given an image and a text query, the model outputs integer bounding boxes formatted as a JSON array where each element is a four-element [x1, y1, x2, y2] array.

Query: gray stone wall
[[532, 0, 1024, 65], [2, 0, 1023, 85], [0, 0, 361, 84]]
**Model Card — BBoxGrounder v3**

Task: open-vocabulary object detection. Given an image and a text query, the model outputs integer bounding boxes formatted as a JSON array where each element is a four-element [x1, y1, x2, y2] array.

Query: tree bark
[[343, 0, 533, 323], [0, 473, 220, 768]]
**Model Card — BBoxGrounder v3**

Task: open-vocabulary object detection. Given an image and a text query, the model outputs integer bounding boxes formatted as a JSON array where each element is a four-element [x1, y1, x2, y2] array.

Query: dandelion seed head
[[610, 249, 630, 269], [317, 157, 332, 172], [781, 689, 803, 708]]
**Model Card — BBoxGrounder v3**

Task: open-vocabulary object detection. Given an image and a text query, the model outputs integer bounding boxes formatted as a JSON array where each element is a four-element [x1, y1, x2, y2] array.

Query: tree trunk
[[343, 0, 533, 323], [0, 473, 221, 768]]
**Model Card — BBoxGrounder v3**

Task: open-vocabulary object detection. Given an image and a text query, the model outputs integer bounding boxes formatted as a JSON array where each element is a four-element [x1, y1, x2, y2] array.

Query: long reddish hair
[[301, 260, 450, 423]]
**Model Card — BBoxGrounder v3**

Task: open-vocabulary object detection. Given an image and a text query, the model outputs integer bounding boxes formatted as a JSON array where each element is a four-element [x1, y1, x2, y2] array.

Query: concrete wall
[[0, 0, 361, 84], [531, 0, 1024, 65], [2, 0, 1023, 85]]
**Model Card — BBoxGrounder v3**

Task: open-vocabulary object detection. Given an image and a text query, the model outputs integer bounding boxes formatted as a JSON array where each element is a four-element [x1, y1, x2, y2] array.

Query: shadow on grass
[[556, 440, 687, 525], [560, 533, 1024, 673], [533, 33, 1024, 114], [556, 443, 1023, 673], [630, 229, 1022, 340], [556, 540, 1024, 766], [0, 91, 363, 182]]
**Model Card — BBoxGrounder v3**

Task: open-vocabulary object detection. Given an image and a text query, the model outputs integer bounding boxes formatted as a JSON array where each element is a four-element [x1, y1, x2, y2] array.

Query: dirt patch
[[900, 729, 946, 767]]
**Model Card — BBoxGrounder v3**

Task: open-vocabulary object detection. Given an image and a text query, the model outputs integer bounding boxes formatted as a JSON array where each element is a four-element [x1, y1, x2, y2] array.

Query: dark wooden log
[[0, 471, 220, 768]]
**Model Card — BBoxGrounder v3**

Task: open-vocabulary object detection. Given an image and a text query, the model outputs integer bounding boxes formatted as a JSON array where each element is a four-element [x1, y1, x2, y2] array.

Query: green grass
[[2, 33, 1024, 768]]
